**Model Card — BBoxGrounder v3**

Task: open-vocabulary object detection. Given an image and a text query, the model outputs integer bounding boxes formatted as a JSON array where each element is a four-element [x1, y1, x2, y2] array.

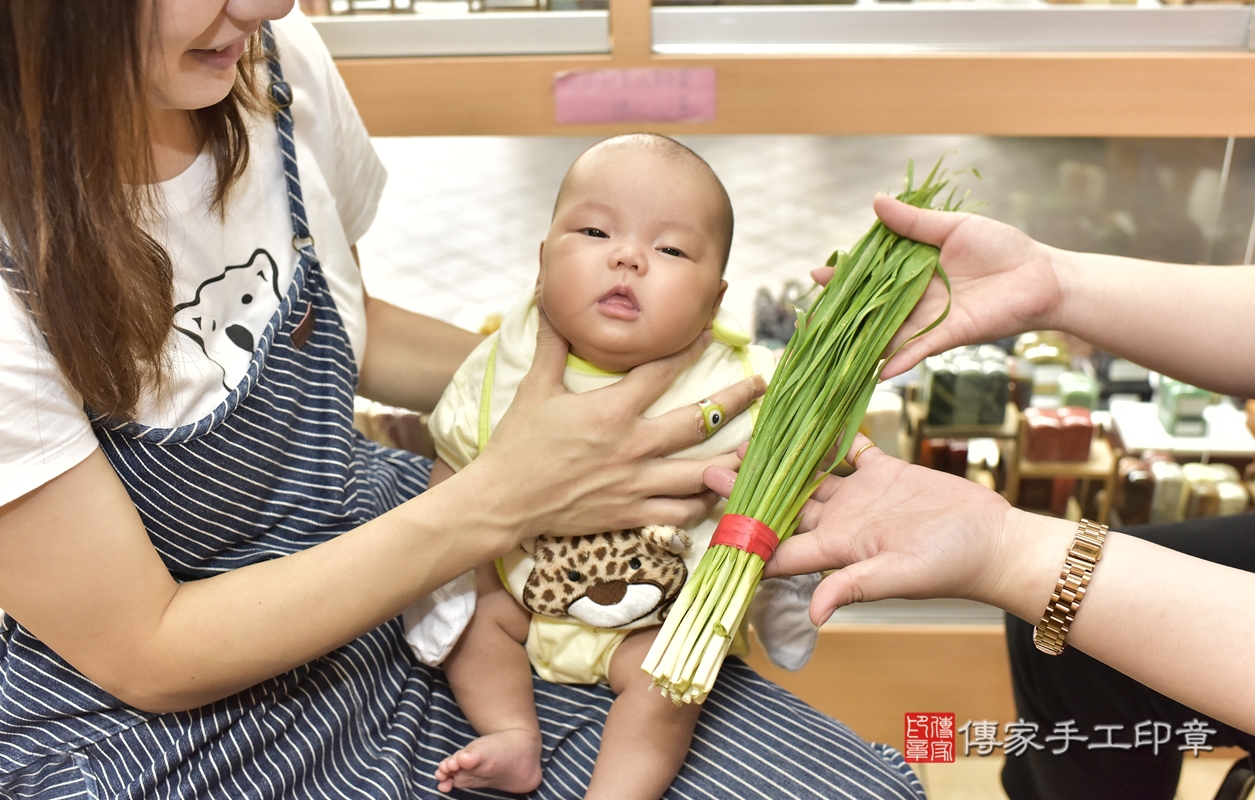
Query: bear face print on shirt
[[173, 248, 283, 392]]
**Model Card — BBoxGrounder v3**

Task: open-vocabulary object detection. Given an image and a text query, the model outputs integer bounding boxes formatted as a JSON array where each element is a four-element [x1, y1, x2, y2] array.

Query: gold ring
[[697, 398, 725, 438], [850, 442, 877, 468]]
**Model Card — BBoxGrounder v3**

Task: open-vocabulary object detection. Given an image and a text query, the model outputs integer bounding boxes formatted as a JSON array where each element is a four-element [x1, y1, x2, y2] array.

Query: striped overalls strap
[[262, 21, 317, 264]]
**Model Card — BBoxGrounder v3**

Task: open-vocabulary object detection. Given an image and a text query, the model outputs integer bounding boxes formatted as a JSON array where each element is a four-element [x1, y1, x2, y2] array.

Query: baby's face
[[538, 147, 727, 374]]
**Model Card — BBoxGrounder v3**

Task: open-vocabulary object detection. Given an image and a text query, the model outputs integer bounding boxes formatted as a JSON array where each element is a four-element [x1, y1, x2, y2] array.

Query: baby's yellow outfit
[[422, 289, 774, 684]]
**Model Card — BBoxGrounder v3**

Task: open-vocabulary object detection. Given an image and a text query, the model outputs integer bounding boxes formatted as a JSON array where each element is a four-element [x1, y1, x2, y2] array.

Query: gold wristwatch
[[1034, 519, 1108, 656]]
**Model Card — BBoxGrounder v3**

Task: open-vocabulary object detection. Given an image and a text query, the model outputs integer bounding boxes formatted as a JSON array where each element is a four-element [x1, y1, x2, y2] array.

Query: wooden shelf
[[330, 0, 1255, 137], [905, 400, 1020, 474], [743, 624, 1014, 753], [743, 622, 1247, 761], [1006, 427, 1117, 524], [1017, 437, 1116, 480], [907, 400, 1019, 441]]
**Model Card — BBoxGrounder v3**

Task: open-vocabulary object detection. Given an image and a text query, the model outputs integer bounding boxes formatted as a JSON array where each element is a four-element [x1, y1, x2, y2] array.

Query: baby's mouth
[[598, 285, 640, 314]]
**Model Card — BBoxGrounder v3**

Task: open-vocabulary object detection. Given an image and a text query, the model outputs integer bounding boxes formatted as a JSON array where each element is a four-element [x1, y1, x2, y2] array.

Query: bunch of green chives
[[642, 160, 962, 705]]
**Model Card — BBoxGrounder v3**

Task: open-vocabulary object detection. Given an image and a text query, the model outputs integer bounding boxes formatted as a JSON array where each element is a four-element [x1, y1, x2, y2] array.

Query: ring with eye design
[[697, 398, 726, 438]]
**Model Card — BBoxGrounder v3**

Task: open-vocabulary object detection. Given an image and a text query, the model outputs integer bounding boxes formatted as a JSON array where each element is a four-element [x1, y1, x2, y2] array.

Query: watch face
[[1072, 521, 1107, 565]]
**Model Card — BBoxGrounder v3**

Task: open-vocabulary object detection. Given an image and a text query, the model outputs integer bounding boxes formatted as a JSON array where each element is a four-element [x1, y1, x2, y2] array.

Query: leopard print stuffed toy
[[520, 525, 692, 630]]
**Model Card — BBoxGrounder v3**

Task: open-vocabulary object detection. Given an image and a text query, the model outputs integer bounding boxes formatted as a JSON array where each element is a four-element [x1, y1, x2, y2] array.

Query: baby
[[409, 134, 818, 798]]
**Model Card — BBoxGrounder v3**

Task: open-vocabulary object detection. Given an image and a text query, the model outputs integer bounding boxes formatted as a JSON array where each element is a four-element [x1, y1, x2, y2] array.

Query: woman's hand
[[812, 195, 1063, 379], [705, 435, 1022, 626], [463, 308, 764, 544]]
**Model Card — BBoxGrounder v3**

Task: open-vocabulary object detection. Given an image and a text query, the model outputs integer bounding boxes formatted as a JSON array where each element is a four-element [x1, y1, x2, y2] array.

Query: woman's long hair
[[0, 0, 264, 420]]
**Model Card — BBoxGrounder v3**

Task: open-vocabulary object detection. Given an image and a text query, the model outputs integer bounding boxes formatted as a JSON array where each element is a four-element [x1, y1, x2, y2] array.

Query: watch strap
[[1034, 519, 1108, 656]]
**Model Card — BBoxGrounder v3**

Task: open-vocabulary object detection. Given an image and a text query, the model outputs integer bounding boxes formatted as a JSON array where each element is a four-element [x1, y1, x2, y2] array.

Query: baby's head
[[538, 133, 733, 374]]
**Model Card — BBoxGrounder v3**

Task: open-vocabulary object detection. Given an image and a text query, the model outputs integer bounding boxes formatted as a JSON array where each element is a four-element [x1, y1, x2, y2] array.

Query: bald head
[[552, 134, 734, 272]]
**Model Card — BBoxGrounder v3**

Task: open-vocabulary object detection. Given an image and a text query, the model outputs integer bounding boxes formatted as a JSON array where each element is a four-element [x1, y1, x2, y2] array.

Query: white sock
[[748, 572, 823, 671]]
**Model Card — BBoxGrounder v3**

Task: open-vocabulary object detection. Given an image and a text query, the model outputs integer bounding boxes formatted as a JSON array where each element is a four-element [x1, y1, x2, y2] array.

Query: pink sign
[[553, 68, 716, 125]]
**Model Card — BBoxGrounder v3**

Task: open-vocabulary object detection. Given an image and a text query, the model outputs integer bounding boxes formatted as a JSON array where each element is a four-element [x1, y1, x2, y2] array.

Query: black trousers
[[1001, 514, 1255, 800]]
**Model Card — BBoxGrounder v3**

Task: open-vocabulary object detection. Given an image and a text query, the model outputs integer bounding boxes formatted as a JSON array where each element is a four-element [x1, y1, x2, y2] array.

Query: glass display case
[[305, 0, 1254, 57], [302, 0, 1255, 145], [307, 1, 610, 57], [650, 3, 1254, 52]]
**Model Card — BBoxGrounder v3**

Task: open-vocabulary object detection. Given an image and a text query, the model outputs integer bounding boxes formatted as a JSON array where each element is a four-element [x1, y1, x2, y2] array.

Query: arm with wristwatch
[[705, 195, 1255, 736]]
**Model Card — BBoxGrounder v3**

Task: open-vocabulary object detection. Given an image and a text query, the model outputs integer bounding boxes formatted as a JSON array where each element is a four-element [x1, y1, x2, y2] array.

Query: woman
[[708, 194, 1255, 799], [0, 1, 925, 797]]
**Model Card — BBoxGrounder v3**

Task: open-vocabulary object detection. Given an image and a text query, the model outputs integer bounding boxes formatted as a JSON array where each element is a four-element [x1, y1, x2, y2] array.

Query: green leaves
[[644, 159, 959, 704]]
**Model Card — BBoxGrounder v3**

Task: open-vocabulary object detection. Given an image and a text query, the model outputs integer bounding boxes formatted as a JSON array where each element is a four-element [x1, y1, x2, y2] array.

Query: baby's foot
[[434, 728, 542, 794]]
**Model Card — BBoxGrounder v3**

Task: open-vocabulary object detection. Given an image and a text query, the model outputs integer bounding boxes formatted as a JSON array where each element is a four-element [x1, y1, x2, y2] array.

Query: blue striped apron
[[0, 24, 923, 800]]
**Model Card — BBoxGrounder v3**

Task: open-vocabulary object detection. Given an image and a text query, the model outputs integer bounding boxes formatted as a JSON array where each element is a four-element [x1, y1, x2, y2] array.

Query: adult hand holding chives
[[702, 434, 1039, 624], [735, 435, 1255, 736], [643, 161, 960, 704], [869, 194, 1065, 380], [754, 433, 1023, 626], [714, 166, 1255, 740]]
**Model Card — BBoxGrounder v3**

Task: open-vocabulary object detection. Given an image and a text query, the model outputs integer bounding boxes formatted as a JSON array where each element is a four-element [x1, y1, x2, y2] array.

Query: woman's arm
[[0, 314, 763, 714], [1049, 250, 1255, 397], [0, 447, 502, 714], [357, 295, 484, 413], [995, 513, 1255, 736], [867, 196, 1255, 397], [708, 440, 1255, 735]]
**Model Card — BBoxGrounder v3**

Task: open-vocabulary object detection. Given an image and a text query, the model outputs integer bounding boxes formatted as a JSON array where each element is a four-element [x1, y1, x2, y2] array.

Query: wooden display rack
[[906, 390, 1117, 523], [904, 397, 1020, 480], [1004, 417, 1118, 525]]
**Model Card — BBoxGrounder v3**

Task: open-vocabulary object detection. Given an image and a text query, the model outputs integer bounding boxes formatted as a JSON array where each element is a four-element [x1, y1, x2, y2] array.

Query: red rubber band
[[710, 514, 779, 562]]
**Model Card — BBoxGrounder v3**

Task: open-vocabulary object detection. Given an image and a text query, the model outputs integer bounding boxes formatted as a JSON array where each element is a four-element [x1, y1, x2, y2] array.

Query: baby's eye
[[658, 247, 686, 258], [581, 228, 609, 239], [628, 557, 642, 571]]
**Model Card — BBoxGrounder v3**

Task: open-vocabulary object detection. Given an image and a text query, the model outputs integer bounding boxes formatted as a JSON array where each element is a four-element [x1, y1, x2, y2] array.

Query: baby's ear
[[534, 243, 544, 302], [709, 280, 728, 321]]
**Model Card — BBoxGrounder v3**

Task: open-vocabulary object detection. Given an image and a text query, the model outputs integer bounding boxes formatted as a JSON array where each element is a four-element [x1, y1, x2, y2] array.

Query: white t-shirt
[[0, 9, 386, 507]]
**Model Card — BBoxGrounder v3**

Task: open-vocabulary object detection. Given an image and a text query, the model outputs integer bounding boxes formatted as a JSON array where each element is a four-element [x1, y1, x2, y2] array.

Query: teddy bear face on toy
[[521, 525, 692, 629]]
